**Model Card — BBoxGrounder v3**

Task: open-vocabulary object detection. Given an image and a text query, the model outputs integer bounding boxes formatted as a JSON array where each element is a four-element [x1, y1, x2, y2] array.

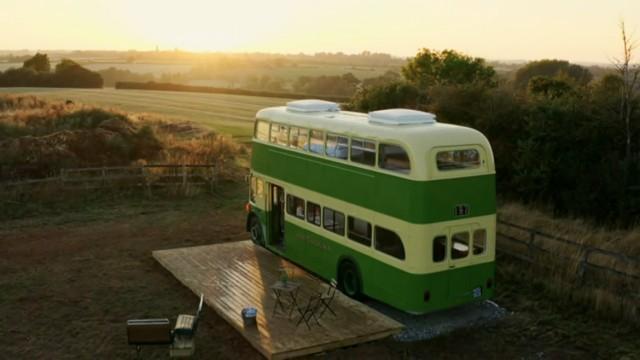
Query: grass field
[[0, 87, 290, 140]]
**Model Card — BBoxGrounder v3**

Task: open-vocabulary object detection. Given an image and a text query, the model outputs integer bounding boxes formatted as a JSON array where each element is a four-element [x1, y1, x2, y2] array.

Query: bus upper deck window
[[379, 144, 410, 173], [351, 138, 376, 166], [326, 134, 348, 160], [255, 121, 269, 141], [289, 127, 309, 150], [309, 130, 324, 154], [270, 124, 289, 146], [437, 149, 480, 170]]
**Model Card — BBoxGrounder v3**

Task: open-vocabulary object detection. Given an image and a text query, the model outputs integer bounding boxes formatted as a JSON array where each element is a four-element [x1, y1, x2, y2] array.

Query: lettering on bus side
[[454, 204, 470, 217], [296, 232, 330, 252]]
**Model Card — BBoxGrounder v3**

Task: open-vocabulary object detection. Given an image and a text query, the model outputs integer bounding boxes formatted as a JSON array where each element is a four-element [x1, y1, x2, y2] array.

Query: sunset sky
[[2, 0, 640, 63]]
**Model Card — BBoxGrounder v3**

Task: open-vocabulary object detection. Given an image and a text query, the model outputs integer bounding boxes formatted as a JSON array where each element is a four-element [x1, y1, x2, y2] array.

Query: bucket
[[241, 307, 257, 327]]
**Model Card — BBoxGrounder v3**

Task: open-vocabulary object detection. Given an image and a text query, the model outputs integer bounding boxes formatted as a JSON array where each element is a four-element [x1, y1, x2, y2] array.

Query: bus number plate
[[454, 204, 470, 217], [472, 287, 482, 298]]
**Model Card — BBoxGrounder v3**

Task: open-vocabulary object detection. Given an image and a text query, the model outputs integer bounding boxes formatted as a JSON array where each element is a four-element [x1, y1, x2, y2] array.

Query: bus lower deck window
[[347, 216, 372, 246], [286, 194, 305, 220], [379, 144, 410, 173], [437, 149, 480, 170], [451, 232, 470, 259], [473, 229, 487, 255], [323, 207, 345, 235], [306, 202, 321, 226], [433, 236, 446, 262], [351, 138, 376, 166], [374, 226, 405, 260]]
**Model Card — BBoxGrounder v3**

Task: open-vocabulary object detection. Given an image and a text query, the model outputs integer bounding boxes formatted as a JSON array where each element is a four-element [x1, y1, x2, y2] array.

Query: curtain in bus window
[[379, 144, 411, 173], [309, 130, 324, 154], [351, 138, 376, 166], [255, 121, 269, 141], [326, 134, 348, 160], [289, 127, 309, 150], [286, 194, 305, 220]]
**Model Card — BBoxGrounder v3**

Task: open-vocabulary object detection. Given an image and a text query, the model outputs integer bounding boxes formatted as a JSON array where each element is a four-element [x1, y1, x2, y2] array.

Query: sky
[[1, 0, 640, 63]]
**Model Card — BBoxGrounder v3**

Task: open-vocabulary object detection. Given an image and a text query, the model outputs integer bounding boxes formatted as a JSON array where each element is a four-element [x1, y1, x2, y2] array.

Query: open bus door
[[268, 183, 285, 250]]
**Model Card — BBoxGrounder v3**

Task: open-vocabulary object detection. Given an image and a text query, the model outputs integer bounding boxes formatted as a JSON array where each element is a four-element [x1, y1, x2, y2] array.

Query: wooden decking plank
[[153, 241, 403, 359]]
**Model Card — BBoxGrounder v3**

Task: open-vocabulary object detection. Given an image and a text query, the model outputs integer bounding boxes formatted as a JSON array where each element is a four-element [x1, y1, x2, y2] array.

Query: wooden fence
[[497, 219, 640, 287], [1, 164, 217, 194]]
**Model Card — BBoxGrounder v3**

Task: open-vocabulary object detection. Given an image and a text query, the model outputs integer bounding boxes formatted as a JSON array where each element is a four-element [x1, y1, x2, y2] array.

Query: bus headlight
[[423, 290, 431, 302], [486, 278, 493, 289]]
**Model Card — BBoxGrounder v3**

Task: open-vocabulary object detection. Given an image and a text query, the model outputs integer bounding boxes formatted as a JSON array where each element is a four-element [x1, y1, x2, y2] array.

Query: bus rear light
[[423, 290, 431, 302], [486, 278, 493, 289], [245, 202, 252, 213]]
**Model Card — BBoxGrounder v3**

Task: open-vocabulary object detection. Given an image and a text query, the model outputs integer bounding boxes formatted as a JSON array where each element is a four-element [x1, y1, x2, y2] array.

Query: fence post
[[527, 230, 536, 260], [576, 248, 592, 285], [60, 169, 66, 187]]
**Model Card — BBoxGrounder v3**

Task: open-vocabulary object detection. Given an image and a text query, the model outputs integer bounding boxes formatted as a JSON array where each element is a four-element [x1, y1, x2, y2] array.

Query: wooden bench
[[127, 294, 204, 358]]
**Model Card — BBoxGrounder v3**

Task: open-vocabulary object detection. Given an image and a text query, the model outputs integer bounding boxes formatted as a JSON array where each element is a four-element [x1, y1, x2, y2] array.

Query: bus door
[[268, 184, 285, 249], [447, 225, 482, 304]]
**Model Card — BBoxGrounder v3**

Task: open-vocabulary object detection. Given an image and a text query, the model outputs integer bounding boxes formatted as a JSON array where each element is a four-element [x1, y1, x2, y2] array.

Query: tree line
[[0, 53, 103, 88], [347, 35, 640, 225]]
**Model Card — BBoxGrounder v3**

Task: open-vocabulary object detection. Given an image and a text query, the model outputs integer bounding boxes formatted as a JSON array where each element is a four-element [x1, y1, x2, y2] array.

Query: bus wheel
[[249, 215, 264, 246], [339, 261, 362, 299]]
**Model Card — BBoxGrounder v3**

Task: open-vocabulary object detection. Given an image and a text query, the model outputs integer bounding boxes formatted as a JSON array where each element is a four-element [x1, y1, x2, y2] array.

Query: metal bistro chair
[[295, 294, 323, 330], [318, 279, 338, 319]]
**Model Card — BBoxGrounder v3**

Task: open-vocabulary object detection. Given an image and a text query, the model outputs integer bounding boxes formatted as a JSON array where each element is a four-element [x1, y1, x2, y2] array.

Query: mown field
[[0, 88, 289, 140]]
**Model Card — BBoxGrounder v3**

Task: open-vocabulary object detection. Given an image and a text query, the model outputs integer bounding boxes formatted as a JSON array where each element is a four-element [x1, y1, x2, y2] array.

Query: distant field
[[0, 88, 291, 140]]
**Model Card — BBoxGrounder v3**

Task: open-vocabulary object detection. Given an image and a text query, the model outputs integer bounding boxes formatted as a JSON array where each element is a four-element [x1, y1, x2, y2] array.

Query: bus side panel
[[280, 220, 495, 314], [251, 142, 495, 224]]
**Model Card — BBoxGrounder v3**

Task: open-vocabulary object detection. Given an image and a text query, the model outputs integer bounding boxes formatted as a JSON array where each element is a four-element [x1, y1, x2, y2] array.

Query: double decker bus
[[246, 99, 496, 314]]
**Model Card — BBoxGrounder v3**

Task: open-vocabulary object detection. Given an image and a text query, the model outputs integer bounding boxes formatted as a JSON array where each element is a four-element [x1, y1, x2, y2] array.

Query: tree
[[348, 81, 419, 112], [513, 59, 592, 90], [527, 76, 574, 99], [53, 59, 103, 88], [401, 49, 496, 89], [613, 21, 640, 164], [23, 53, 51, 73]]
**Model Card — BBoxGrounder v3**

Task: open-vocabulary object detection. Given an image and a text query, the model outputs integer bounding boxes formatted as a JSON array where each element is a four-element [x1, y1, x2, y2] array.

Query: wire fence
[[0, 164, 217, 194], [497, 219, 640, 291]]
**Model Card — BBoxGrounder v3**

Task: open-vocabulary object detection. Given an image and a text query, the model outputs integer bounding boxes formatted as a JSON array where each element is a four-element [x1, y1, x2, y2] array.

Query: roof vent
[[286, 99, 340, 113], [368, 109, 437, 125]]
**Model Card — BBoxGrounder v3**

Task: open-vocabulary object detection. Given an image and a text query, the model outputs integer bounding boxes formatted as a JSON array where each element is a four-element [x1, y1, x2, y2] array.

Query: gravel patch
[[366, 299, 508, 342]]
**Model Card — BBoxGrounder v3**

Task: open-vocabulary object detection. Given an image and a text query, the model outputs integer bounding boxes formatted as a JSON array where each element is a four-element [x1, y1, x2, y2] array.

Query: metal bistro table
[[270, 280, 301, 319]]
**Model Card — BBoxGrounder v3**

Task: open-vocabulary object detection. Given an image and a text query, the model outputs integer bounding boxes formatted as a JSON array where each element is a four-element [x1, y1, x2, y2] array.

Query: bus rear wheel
[[249, 215, 264, 246], [338, 261, 362, 299]]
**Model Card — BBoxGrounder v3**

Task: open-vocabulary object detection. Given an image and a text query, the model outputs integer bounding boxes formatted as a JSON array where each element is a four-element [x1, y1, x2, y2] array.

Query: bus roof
[[255, 102, 495, 179]]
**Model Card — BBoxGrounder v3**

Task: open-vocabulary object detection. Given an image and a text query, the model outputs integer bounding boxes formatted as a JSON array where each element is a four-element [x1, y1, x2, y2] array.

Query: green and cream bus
[[246, 99, 496, 314]]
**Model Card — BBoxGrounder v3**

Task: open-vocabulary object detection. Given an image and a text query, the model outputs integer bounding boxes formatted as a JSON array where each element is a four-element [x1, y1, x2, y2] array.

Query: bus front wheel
[[338, 261, 362, 299], [249, 215, 264, 246]]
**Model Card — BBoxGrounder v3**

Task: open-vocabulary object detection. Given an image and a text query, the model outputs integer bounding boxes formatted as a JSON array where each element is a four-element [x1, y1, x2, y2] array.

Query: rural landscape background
[[2, 0, 640, 358]]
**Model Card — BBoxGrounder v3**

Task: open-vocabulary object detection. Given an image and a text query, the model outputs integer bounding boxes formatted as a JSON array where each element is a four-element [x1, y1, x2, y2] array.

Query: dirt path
[[1, 186, 638, 359]]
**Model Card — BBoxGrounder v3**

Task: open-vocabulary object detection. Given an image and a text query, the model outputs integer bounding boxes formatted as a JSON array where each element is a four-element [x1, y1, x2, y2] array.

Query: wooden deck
[[153, 241, 404, 359]]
